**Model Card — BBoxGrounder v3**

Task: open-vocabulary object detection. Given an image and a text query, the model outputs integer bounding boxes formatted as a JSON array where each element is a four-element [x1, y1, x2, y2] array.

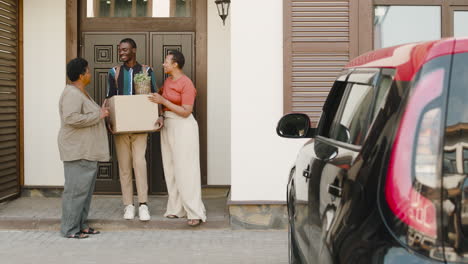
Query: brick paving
[[0, 230, 288, 264], [0, 189, 289, 263], [0, 192, 229, 230], [0, 192, 227, 221]]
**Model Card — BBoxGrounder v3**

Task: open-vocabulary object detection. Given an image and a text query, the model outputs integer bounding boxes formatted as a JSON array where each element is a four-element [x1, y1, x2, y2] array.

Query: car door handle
[[328, 182, 342, 197], [302, 164, 311, 179]]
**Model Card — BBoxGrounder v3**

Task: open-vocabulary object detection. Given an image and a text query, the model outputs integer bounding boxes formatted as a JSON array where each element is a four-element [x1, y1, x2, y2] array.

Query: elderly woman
[[149, 50, 206, 226], [58, 58, 110, 238]]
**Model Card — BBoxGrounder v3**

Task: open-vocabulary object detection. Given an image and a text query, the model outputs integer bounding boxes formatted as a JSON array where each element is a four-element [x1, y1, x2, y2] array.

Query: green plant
[[134, 71, 151, 83]]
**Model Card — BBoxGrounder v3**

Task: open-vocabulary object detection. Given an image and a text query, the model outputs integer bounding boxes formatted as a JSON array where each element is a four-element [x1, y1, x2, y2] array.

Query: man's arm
[[105, 68, 117, 133], [149, 68, 157, 93], [148, 67, 164, 130], [107, 68, 117, 98]]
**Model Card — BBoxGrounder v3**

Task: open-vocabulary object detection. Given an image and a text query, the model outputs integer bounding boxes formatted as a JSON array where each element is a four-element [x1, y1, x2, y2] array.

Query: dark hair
[[120, 38, 137, 49], [168, 50, 185, 69], [67, 57, 88, 82]]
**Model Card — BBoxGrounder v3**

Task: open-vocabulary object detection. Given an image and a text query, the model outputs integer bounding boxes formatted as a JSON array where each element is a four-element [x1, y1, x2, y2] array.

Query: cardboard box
[[108, 95, 159, 134]]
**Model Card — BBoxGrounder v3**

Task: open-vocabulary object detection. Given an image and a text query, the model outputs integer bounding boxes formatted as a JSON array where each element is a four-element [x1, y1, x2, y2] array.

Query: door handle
[[328, 182, 342, 197]]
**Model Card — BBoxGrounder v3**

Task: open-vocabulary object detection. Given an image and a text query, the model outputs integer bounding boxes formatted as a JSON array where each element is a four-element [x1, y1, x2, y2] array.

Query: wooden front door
[[82, 32, 193, 194], [148, 32, 194, 193], [150, 33, 194, 88]]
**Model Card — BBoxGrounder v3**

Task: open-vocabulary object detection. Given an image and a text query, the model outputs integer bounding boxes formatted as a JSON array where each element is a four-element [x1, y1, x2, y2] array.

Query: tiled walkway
[[0, 189, 229, 230], [0, 189, 289, 264], [0, 230, 288, 264]]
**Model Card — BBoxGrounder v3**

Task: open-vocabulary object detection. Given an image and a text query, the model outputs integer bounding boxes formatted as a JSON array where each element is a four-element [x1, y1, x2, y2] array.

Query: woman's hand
[[106, 119, 114, 134], [148, 93, 166, 105], [155, 116, 164, 131], [100, 99, 110, 119]]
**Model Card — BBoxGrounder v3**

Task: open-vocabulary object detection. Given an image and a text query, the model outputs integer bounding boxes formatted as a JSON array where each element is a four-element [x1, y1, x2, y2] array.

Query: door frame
[[65, 0, 207, 185]]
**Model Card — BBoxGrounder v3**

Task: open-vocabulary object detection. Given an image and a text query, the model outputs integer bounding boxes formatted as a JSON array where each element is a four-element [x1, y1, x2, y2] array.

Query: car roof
[[345, 37, 468, 81]]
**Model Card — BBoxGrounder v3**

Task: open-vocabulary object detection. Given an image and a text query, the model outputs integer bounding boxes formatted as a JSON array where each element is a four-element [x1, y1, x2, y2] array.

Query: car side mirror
[[336, 124, 350, 144], [276, 113, 315, 138]]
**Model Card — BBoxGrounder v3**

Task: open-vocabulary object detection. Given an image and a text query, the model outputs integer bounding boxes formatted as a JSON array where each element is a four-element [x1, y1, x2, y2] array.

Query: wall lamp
[[215, 0, 230, 26]]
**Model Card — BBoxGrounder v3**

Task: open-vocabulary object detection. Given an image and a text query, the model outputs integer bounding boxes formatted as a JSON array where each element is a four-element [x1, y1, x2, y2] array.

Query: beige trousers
[[114, 133, 148, 205], [161, 112, 206, 221]]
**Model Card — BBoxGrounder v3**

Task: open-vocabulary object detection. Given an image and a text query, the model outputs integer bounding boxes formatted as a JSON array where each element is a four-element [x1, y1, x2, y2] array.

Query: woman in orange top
[[149, 50, 206, 226]]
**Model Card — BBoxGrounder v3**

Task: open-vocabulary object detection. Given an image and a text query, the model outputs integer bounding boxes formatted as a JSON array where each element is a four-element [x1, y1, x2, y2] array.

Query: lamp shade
[[215, 0, 230, 25]]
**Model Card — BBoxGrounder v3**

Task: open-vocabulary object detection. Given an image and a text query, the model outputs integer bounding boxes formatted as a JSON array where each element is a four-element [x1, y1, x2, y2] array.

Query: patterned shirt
[[106, 63, 157, 97]]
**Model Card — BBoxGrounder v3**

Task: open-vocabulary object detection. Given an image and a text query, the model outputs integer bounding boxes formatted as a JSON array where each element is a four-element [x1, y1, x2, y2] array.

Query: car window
[[329, 83, 374, 145], [346, 69, 379, 84], [316, 80, 348, 137], [441, 51, 468, 261], [371, 69, 395, 120], [445, 55, 468, 129]]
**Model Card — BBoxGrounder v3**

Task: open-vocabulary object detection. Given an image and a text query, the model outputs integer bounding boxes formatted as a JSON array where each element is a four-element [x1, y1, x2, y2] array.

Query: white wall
[[230, 0, 307, 201], [207, 0, 231, 185], [24, 0, 66, 186]]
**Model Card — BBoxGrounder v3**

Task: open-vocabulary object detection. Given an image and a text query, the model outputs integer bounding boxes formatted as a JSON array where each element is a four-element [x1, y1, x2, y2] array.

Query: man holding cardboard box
[[106, 38, 161, 221]]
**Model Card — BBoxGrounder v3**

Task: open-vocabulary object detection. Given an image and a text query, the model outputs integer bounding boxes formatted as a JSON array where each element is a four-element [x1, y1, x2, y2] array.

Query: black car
[[277, 38, 468, 263]]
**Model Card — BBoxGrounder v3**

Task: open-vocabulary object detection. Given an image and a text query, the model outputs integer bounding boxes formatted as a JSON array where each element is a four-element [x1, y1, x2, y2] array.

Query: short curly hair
[[66, 57, 88, 82], [120, 38, 137, 49], [168, 50, 185, 69]]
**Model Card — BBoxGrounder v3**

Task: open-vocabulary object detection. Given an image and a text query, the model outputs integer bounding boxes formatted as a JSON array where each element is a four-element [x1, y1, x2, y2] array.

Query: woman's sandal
[[81, 227, 100, 235], [166, 215, 179, 219], [187, 219, 201, 227], [67, 232, 89, 239]]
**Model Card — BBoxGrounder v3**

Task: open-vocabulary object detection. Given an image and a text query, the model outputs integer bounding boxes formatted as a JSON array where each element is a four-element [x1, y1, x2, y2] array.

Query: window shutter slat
[[0, 22, 16, 33], [0, 167, 15, 178], [0, 65, 16, 73], [0, 38, 17, 47], [0, 159, 15, 171], [0, 14, 16, 26], [0, 58, 17, 67], [0, 114, 16, 121], [0, 0, 17, 7], [0, 80, 17, 87], [0, 133, 16, 141], [0, 2, 16, 13], [0, 172, 16, 185], [0, 29, 16, 40], [0, 8, 16, 20]]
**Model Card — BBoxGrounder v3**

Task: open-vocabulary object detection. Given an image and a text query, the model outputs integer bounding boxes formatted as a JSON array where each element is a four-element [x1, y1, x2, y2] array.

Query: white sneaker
[[123, 204, 135, 220], [139, 204, 151, 221]]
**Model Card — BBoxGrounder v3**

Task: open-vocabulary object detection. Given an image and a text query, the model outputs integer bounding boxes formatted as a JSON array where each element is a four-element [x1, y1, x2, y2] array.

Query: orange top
[[160, 75, 196, 111]]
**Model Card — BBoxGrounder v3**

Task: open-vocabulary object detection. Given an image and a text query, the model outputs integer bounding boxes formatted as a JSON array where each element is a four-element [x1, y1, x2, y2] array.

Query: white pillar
[[230, 0, 307, 201]]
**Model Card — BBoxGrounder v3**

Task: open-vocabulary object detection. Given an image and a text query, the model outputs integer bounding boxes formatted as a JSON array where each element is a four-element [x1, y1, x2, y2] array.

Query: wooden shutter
[[284, 0, 352, 126], [0, 0, 19, 201]]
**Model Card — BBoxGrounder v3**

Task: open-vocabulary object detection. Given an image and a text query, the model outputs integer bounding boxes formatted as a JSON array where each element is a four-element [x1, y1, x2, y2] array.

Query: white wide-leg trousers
[[161, 111, 206, 221]]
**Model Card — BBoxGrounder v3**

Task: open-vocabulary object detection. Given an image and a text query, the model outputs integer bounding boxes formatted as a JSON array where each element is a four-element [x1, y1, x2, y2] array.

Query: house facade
[[1, 0, 468, 227]]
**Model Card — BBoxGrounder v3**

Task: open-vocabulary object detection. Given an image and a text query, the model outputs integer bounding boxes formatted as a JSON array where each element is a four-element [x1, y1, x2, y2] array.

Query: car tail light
[[385, 68, 445, 239]]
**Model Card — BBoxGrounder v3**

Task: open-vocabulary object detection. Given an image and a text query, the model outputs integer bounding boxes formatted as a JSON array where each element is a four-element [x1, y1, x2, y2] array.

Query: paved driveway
[[0, 229, 288, 264]]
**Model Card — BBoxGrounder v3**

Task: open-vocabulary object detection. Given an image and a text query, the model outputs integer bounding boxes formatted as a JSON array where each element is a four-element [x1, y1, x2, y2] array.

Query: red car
[[277, 38, 468, 263]]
